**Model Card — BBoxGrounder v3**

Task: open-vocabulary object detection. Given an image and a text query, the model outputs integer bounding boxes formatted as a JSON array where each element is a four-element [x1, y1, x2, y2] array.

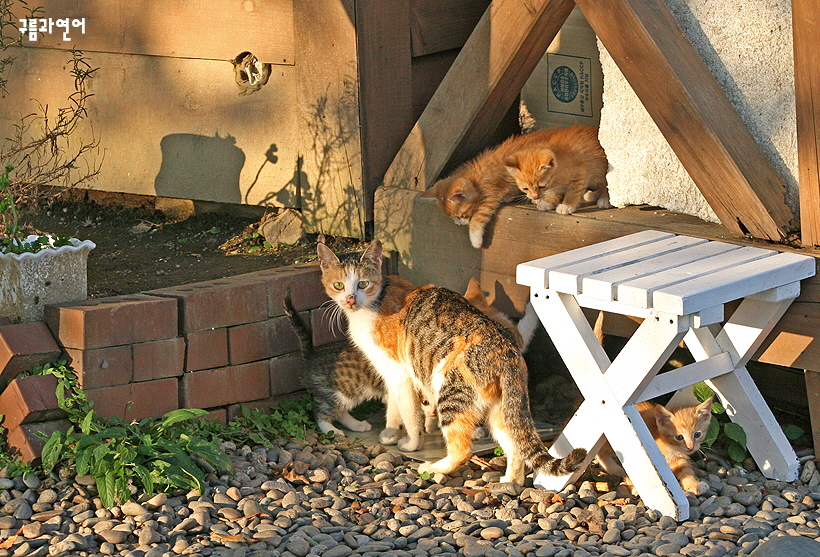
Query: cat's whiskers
[[321, 300, 346, 336]]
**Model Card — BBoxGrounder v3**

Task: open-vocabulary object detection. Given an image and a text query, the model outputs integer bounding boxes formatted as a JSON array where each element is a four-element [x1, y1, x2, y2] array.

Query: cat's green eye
[[357, 280, 369, 290], [333, 281, 344, 291], [675, 434, 684, 441], [693, 431, 702, 439]]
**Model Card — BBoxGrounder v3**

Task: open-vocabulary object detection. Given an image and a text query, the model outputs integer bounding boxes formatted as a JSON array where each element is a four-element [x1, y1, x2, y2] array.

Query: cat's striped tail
[[530, 447, 588, 477], [282, 290, 315, 358]]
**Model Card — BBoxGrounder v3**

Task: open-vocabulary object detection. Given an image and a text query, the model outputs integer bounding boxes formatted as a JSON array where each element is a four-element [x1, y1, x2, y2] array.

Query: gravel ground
[[1, 433, 819, 557]]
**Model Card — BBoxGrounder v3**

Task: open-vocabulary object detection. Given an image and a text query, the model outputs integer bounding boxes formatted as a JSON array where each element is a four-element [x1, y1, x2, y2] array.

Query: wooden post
[[805, 369, 820, 455], [576, 0, 794, 242], [793, 0, 820, 246]]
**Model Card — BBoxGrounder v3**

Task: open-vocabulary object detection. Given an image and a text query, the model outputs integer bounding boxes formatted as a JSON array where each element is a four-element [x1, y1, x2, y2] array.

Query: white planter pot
[[0, 236, 96, 323]]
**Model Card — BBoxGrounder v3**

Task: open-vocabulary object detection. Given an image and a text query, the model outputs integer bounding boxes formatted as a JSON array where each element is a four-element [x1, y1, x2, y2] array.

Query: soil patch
[[18, 200, 365, 298]]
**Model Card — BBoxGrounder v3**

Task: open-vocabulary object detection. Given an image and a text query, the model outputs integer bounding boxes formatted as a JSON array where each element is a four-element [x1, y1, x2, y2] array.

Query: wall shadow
[[154, 133, 245, 203]]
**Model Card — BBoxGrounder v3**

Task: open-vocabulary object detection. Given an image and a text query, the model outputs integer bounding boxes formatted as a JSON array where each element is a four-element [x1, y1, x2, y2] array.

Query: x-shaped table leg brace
[[530, 289, 693, 519], [683, 287, 800, 481]]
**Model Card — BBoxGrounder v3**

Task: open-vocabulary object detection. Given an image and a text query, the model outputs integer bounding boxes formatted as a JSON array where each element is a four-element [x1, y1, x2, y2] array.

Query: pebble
[[0, 438, 814, 557]]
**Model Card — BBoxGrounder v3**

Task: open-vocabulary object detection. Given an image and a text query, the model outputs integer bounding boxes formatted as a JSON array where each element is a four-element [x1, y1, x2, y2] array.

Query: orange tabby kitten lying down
[[597, 398, 713, 495], [504, 125, 610, 215], [422, 125, 609, 248]]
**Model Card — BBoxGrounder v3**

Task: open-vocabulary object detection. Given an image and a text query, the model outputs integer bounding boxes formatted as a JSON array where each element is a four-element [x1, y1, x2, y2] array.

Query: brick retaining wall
[[0, 262, 343, 461]]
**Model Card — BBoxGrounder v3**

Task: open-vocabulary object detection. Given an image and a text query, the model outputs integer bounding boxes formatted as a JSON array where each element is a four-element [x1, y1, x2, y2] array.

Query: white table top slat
[[616, 245, 776, 309], [581, 238, 732, 301], [516, 230, 674, 289], [651, 251, 816, 315], [549, 235, 709, 295]]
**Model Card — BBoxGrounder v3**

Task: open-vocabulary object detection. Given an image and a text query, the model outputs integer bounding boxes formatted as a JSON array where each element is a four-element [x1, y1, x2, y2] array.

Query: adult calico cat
[[317, 239, 587, 486]]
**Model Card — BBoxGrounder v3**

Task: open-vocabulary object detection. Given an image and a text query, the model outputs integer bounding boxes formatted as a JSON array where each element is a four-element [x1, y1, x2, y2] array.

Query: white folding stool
[[517, 230, 816, 520]]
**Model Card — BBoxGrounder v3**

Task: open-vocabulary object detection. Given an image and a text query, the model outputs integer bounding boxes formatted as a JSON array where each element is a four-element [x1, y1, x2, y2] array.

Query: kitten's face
[[317, 240, 384, 311], [505, 149, 557, 201], [422, 177, 479, 225], [654, 397, 713, 454]]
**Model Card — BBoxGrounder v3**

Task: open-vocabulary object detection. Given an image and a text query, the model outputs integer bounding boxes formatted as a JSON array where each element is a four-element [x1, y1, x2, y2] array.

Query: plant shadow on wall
[[0, 2, 101, 230], [154, 133, 244, 205], [299, 69, 365, 237]]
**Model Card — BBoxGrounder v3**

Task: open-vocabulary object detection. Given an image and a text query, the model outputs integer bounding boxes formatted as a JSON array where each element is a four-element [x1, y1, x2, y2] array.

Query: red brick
[[270, 354, 307, 397], [0, 375, 65, 433], [310, 308, 347, 347], [146, 278, 267, 334], [201, 408, 227, 425], [235, 263, 327, 316], [44, 294, 178, 350], [227, 316, 299, 365], [132, 337, 185, 382], [64, 346, 133, 389], [6, 419, 71, 463], [180, 361, 270, 409], [86, 378, 178, 422], [185, 328, 228, 372], [0, 322, 61, 392]]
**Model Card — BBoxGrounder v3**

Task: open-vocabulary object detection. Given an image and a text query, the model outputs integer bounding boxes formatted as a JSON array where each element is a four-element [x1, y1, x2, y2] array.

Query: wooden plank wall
[[356, 0, 519, 226]]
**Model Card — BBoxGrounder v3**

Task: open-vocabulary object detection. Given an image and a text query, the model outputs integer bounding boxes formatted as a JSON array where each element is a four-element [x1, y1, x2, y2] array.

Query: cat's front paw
[[398, 436, 424, 452], [347, 420, 372, 432], [596, 197, 612, 209], [535, 200, 555, 212], [556, 203, 576, 215], [683, 478, 710, 496], [469, 228, 484, 249], [425, 416, 439, 434], [379, 427, 401, 445]]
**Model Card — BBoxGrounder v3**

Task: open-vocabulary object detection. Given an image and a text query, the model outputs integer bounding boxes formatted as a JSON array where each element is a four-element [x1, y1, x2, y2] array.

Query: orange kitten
[[504, 125, 610, 215], [421, 138, 527, 249], [597, 398, 713, 495]]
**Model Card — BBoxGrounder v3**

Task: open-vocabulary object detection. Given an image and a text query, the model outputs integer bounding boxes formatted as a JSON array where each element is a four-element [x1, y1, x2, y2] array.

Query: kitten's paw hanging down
[[337, 412, 372, 432], [469, 228, 484, 249], [379, 427, 402, 445], [534, 199, 555, 212], [425, 416, 439, 434], [555, 203, 576, 215], [596, 197, 612, 209], [398, 435, 424, 452]]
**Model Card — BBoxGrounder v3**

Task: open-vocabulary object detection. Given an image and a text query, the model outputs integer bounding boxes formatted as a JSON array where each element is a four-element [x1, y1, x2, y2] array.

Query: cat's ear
[[538, 150, 557, 173], [653, 404, 674, 426], [362, 239, 383, 270], [696, 397, 714, 420], [447, 178, 474, 203], [503, 154, 521, 178], [464, 277, 484, 303], [421, 178, 448, 199], [317, 243, 340, 271]]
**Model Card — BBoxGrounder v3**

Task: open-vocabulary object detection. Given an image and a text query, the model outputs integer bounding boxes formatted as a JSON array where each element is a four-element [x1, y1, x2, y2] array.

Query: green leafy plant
[[493, 446, 505, 457], [37, 361, 233, 508], [783, 424, 805, 441], [418, 470, 432, 481], [694, 382, 748, 463]]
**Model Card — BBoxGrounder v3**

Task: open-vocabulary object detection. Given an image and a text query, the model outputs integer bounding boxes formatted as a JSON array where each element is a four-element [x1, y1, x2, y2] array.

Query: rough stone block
[[132, 337, 185, 382], [0, 374, 65, 433], [185, 328, 229, 372], [146, 278, 268, 334], [63, 346, 133, 390], [6, 419, 71, 463], [85, 377, 178, 422], [180, 361, 270, 409], [0, 322, 61, 392], [227, 316, 299, 365], [234, 263, 326, 317], [259, 208, 304, 247], [44, 294, 178, 350]]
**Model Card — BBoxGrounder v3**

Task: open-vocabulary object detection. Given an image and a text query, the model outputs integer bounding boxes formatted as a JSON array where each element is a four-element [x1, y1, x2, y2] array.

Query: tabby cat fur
[[597, 398, 713, 495], [504, 125, 610, 215], [317, 239, 587, 486]]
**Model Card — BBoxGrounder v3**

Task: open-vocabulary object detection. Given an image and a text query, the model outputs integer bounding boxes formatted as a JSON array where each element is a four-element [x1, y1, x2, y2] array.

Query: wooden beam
[[409, 0, 490, 57], [356, 0, 414, 226], [379, 0, 575, 195], [804, 370, 820, 457], [793, 0, 820, 246], [575, 0, 794, 242]]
